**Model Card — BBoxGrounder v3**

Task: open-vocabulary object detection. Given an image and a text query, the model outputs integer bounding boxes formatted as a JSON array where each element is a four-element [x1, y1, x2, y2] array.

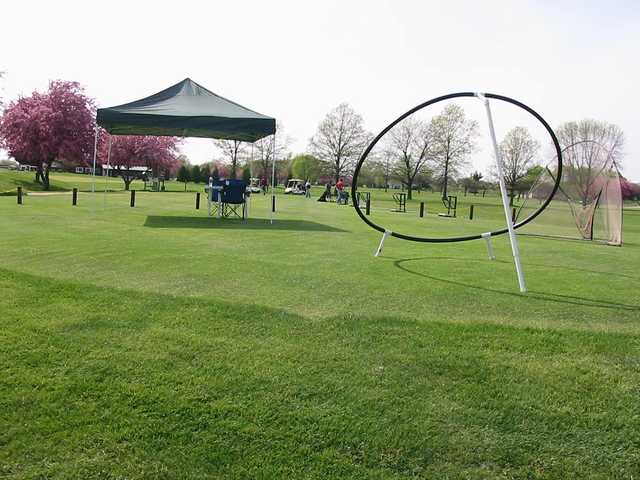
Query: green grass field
[[2, 174, 640, 478], [0, 170, 207, 194]]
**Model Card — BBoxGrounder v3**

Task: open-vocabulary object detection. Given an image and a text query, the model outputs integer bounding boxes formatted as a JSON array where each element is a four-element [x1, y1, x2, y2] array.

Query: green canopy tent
[[92, 78, 277, 217]]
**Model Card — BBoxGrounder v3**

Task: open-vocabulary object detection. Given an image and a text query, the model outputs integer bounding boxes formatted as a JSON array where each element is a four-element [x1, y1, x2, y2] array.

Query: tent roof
[[96, 78, 276, 142]]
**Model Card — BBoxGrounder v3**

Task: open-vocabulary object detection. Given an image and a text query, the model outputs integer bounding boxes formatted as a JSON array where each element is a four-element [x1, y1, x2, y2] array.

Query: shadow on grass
[[392, 257, 640, 312], [1, 178, 68, 194], [143, 215, 348, 233]]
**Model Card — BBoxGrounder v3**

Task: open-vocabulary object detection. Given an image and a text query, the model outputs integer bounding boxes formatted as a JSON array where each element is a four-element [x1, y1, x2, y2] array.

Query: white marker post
[[476, 93, 527, 292]]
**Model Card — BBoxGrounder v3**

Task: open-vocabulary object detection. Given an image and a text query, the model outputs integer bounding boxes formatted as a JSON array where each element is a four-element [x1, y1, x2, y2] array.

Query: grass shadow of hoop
[[392, 257, 640, 312], [144, 215, 348, 233]]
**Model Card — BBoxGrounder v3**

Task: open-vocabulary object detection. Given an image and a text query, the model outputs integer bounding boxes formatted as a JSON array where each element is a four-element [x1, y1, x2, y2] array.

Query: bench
[[392, 193, 407, 212]]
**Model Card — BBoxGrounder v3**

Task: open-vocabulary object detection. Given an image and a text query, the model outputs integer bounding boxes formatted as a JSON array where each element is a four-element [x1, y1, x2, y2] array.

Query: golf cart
[[248, 177, 262, 193], [285, 178, 305, 195]]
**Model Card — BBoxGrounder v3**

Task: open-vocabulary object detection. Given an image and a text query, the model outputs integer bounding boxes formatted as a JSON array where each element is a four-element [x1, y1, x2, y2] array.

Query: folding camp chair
[[221, 179, 247, 219], [206, 180, 224, 217]]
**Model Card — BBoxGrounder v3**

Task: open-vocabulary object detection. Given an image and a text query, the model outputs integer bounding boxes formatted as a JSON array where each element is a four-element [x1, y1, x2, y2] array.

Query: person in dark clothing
[[317, 183, 332, 202]]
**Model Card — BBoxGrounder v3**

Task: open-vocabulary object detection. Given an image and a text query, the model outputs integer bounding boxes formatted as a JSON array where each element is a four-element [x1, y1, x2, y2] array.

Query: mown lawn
[[1, 183, 639, 478]]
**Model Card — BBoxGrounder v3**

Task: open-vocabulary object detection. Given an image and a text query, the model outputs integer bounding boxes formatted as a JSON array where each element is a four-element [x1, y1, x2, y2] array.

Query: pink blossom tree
[[621, 178, 640, 201], [0, 80, 95, 190], [99, 134, 181, 190]]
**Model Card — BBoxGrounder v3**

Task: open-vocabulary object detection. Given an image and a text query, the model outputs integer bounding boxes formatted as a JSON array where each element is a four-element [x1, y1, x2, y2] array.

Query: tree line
[[0, 77, 629, 198]]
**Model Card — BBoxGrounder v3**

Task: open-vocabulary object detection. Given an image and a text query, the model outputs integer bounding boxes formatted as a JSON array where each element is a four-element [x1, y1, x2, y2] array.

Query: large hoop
[[350, 92, 563, 243]]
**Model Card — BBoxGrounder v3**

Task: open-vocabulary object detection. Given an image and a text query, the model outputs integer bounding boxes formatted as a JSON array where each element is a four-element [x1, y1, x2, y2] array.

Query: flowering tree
[[621, 178, 640, 201], [99, 134, 181, 190], [0, 80, 95, 190]]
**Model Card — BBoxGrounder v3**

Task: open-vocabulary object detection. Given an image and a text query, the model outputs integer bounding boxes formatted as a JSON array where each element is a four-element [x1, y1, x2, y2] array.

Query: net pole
[[477, 93, 527, 292]]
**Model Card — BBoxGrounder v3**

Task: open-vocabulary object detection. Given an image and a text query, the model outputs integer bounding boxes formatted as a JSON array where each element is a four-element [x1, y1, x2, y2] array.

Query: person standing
[[336, 178, 345, 204], [305, 179, 311, 198]]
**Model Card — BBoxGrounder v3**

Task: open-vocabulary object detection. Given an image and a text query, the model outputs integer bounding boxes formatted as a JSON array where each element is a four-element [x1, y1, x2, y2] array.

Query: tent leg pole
[[91, 128, 98, 194], [375, 230, 391, 257], [477, 93, 526, 292], [103, 135, 112, 208], [270, 132, 276, 225]]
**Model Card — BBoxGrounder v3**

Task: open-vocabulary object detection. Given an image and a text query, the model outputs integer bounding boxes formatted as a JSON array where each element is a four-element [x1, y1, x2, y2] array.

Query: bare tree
[[497, 126, 540, 205], [386, 119, 433, 199], [430, 104, 479, 200], [212, 139, 247, 179], [555, 119, 624, 205], [380, 154, 393, 192], [374, 150, 394, 191], [309, 103, 369, 182], [252, 122, 292, 184]]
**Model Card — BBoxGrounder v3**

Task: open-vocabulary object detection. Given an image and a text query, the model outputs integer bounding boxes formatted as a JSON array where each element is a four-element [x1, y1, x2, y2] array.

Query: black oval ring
[[351, 92, 563, 243]]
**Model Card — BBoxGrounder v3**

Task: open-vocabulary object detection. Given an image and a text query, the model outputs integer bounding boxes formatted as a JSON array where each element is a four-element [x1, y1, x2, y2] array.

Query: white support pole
[[374, 230, 392, 257], [248, 142, 254, 219], [481, 232, 496, 260], [270, 132, 276, 225], [91, 128, 99, 194], [103, 135, 112, 208], [476, 93, 526, 292]]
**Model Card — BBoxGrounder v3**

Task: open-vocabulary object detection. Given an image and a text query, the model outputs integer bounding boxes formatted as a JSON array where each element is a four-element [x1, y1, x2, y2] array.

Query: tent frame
[[91, 78, 277, 217]]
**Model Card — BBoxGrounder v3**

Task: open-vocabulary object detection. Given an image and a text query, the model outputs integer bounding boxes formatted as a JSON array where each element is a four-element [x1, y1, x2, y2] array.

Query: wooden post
[[17, 187, 22, 205], [195, 192, 200, 210], [72, 188, 78, 206], [130, 190, 136, 207], [419, 202, 425, 217], [272, 195, 276, 212], [365, 197, 370, 216], [469, 204, 474, 220]]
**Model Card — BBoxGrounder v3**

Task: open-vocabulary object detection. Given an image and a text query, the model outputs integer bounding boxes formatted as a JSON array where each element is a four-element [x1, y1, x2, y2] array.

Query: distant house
[[0, 157, 19, 170], [101, 165, 151, 178], [72, 165, 99, 175]]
